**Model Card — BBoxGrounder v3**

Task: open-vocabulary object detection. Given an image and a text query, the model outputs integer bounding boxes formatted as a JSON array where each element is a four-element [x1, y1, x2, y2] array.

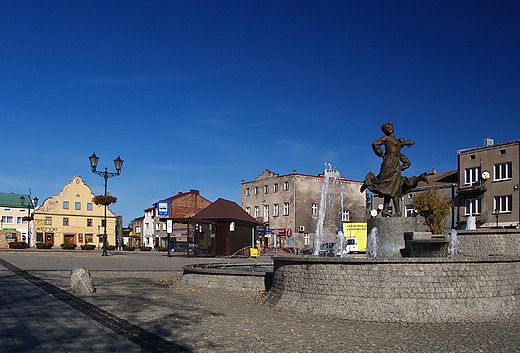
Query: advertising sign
[[343, 223, 367, 252], [158, 201, 169, 216]]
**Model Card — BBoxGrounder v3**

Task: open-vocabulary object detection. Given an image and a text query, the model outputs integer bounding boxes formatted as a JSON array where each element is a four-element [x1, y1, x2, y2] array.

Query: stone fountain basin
[[264, 255, 520, 323], [182, 263, 273, 296]]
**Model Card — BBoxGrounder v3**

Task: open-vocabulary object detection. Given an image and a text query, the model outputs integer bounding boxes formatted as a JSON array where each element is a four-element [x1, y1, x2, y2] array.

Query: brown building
[[457, 138, 519, 229], [192, 198, 260, 256], [241, 169, 366, 252]]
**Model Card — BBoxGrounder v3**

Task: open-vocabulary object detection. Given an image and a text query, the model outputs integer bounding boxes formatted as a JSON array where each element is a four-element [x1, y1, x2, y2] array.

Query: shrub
[[9, 241, 28, 249], [61, 243, 77, 250], [36, 242, 53, 249], [81, 244, 96, 250], [157, 247, 168, 252], [411, 187, 452, 234], [107, 245, 116, 251], [123, 245, 135, 251], [139, 246, 152, 251]]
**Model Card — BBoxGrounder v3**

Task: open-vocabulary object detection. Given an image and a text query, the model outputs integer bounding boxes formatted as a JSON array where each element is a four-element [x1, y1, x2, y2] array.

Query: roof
[[192, 198, 260, 224], [0, 193, 34, 209], [161, 189, 201, 202], [415, 170, 458, 189], [242, 169, 363, 184]]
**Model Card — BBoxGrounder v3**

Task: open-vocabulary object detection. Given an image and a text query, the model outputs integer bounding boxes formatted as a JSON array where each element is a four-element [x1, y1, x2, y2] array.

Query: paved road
[[0, 249, 519, 352]]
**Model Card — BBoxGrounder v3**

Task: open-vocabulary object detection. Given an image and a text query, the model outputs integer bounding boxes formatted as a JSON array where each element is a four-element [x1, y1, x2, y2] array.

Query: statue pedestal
[[367, 217, 417, 257]]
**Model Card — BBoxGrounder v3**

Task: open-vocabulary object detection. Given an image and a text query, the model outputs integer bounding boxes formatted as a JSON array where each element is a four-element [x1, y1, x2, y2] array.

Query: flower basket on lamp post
[[92, 195, 117, 206]]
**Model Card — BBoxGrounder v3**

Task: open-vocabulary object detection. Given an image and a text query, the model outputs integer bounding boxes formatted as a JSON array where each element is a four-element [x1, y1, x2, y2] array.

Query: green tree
[[411, 187, 451, 234]]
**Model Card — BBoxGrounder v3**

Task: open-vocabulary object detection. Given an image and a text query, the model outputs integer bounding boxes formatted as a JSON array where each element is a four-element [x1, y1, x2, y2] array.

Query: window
[[3, 208, 11, 212], [494, 162, 512, 181], [273, 204, 279, 217], [405, 206, 417, 217], [136, 226, 142, 233], [1, 216, 13, 224], [87, 219, 93, 227], [254, 187, 259, 195], [464, 167, 481, 185], [145, 223, 150, 229], [63, 218, 69, 226], [63, 201, 69, 209], [283, 182, 289, 191], [469, 155, 476, 160], [75, 202, 81, 210], [156, 223, 160, 231], [341, 210, 350, 222], [465, 198, 481, 215], [312, 203, 318, 216], [274, 183, 278, 192], [264, 185, 269, 194], [254, 206, 259, 218], [87, 203, 93, 211], [304, 233, 310, 246], [264, 205, 269, 219], [246, 188, 250, 196], [499, 149, 506, 155], [16, 217, 26, 225], [283, 202, 290, 215], [245, 207, 251, 215], [45, 217, 52, 225], [494, 195, 512, 213], [163, 223, 166, 231], [85, 234, 93, 243]]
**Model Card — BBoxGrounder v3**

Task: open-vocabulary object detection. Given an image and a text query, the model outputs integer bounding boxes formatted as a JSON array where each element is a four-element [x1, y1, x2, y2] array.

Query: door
[[45, 233, 54, 245]]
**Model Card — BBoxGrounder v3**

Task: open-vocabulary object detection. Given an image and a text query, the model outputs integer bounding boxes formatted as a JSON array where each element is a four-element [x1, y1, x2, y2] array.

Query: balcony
[[457, 182, 486, 195]]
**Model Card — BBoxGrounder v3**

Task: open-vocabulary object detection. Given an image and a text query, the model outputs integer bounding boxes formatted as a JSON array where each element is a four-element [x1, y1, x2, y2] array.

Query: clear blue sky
[[1, 1, 519, 224]]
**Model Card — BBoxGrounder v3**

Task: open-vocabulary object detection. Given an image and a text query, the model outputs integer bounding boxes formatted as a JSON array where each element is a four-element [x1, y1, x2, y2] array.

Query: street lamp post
[[20, 196, 38, 247], [89, 153, 124, 256]]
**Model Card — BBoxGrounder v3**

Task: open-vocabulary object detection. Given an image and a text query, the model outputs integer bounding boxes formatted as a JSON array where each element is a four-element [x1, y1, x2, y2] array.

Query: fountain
[[313, 164, 343, 255], [263, 123, 520, 323]]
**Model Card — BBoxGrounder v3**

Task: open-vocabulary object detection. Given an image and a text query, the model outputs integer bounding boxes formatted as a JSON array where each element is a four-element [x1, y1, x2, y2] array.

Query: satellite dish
[[370, 209, 378, 217], [482, 171, 490, 180]]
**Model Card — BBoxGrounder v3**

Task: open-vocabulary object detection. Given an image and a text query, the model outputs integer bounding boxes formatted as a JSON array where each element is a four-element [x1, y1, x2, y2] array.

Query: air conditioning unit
[[298, 226, 305, 233]]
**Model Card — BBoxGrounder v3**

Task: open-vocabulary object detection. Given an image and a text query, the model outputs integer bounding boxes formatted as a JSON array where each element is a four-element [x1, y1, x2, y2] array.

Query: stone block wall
[[181, 265, 269, 296], [456, 229, 520, 257], [264, 256, 520, 323]]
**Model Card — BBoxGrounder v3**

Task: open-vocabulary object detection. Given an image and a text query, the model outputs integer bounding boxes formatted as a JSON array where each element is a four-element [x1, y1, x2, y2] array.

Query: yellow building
[[33, 176, 116, 248]]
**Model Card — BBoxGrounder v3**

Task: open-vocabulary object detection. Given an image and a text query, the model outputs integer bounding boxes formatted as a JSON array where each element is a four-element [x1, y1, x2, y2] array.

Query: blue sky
[[1, 1, 519, 224]]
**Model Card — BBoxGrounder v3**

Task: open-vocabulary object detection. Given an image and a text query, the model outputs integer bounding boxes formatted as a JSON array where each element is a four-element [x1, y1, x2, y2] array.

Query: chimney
[[484, 138, 494, 147], [190, 189, 199, 195]]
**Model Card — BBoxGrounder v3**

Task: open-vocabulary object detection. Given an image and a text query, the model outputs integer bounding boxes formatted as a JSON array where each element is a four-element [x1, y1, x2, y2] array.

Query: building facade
[[0, 193, 36, 248], [457, 139, 519, 229], [142, 206, 155, 248], [33, 176, 116, 248], [152, 190, 212, 249], [241, 169, 366, 251], [371, 169, 458, 233]]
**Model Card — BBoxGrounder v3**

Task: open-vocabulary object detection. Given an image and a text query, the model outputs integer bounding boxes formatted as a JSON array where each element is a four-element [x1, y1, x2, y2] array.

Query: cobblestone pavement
[[1, 249, 519, 352]]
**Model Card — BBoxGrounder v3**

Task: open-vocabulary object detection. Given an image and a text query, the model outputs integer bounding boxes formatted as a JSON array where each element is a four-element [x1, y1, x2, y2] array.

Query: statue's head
[[381, 122, 394, 135]]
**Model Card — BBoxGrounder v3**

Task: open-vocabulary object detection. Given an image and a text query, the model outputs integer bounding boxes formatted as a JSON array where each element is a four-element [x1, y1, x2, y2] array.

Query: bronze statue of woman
[[361, 122, 428, 217]]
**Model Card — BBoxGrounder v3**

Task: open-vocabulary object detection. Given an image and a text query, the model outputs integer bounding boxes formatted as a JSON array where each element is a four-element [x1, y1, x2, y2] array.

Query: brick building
[[152, 190, 211, 249]]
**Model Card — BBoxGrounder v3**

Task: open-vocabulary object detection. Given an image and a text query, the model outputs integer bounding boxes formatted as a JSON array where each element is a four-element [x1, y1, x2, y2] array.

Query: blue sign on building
[[157, 201, 169, 216]]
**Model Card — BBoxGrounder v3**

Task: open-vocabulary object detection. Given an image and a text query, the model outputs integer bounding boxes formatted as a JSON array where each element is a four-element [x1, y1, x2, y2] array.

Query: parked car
[[318, 242, 336, 257]]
